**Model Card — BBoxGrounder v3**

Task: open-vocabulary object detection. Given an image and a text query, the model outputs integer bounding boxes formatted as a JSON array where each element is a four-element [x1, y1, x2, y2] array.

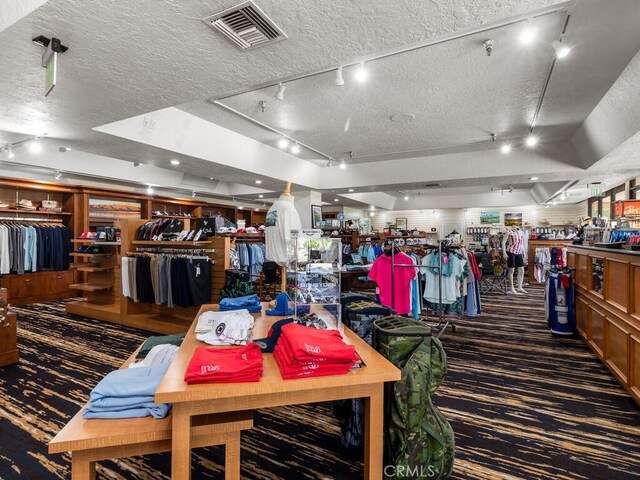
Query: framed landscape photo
[[395, 218, 408, 230], [311, 205, 323, 228], [480, 211, 500, 224], [504, 212, 523, 227]]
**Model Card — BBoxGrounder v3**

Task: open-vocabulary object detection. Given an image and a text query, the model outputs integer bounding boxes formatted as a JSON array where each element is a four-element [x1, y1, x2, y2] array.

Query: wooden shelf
[[69, 263, 115, 272], [69, 283, 114, 292], [0, 208, 72, 216], [151, 214, 196, 220], [131, 240, 213, 245], [70, 252, 113, 257]]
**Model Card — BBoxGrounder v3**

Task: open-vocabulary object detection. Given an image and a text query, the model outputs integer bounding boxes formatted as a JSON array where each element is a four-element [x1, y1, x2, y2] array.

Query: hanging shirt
[[368, 252, 416, 315], [265, 194, 302, 266]]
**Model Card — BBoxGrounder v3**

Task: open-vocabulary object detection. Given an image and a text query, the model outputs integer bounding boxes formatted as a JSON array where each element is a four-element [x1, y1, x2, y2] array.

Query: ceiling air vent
[[423, 183, 441, 188], [202, 0, 287, 50]]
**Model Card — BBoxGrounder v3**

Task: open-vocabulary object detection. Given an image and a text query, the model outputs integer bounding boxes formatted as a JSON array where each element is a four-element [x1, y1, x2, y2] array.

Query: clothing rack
[[386, 240, 454, 338], [0, 216, 64, 223], [130, 247, 216, 255]]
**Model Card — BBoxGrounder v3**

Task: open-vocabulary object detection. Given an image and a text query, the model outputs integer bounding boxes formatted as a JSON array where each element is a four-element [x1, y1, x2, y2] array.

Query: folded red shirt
[[278, 334, 357, 367], [278, 323, 359, 363], [274, 346, 354, 379], [184, 343, 263, 384]]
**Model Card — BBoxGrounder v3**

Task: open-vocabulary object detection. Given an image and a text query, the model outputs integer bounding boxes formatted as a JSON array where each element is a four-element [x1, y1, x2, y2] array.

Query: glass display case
[[286, 229, 342, 331], [591, 257, 604, 295]]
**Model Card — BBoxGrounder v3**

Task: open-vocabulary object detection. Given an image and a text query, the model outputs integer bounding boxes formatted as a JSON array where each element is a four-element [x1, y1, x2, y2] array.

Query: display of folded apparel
[[195, 310, 254, 346], [16, 199, 36, 210], [219, 294, 261, 312], [184, 343, 263, 384], [137, 333, 186, 358], [129, 344, 179, 369], [0, 202, 9, 208], [273, 323, 359, 380], [83, 361, 172, 419], [76, 245, 104, 254]]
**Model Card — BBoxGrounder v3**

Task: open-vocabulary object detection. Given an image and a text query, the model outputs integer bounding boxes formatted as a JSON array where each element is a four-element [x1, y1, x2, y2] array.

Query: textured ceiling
[[0, 0, 639, 211]]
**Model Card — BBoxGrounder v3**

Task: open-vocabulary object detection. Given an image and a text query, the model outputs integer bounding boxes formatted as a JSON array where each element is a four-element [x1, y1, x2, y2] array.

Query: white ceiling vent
[[202, 1, 287, 51]]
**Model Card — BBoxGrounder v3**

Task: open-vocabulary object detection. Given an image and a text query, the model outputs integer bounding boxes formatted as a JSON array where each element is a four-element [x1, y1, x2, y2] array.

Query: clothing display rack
[[66, 218, 231, 334], [387, 240, 456, 338]]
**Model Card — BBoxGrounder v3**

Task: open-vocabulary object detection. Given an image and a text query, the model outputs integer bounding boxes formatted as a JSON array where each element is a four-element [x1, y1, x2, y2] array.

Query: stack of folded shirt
[[184, 343, 263, 384], [219, 294, 262, 313], [137, 333, 186, 358], [83, 345, 178, 419], [274, 323, 360, 379], [195, 310, 254, 346]]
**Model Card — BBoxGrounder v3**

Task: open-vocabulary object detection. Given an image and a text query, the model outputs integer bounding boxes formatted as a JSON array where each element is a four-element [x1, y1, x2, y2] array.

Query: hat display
[[254, 318, 295, 352], [266, 292, 295, 316]]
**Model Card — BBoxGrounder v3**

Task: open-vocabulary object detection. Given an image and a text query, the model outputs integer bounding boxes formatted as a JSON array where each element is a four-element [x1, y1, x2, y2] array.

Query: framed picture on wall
[[504, 213, 523, 227], [311, 205, 323, 228], [480, 211, 500, 224], [395, 218, 408, 230]]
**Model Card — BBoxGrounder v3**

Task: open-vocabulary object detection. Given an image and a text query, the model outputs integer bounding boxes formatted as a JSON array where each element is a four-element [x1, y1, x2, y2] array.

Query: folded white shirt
[[129, 344, 179, 369], [195, 309, 251, 333]]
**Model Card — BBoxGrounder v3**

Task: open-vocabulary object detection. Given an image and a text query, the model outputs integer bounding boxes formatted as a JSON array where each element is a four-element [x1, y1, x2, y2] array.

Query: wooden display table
[[567, 245, 640, 406], [155, 303, 401, 479], [0, 311, 18, 366]]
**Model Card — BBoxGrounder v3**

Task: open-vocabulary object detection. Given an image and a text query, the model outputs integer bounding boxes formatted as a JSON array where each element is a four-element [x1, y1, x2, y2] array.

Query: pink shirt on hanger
[[368, 252, 416, 315]]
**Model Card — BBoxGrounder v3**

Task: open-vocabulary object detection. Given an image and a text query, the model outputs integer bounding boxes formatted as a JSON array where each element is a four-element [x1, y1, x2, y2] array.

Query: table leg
[[171, 404, 192, 479], [71, 451, 96, 480], [364, 383, 384, 480], [224, 431, 241, 480]]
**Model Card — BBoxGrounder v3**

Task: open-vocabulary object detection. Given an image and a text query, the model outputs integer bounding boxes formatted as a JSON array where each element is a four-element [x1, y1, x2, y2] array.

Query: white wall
[[370, 201, 588, 233]]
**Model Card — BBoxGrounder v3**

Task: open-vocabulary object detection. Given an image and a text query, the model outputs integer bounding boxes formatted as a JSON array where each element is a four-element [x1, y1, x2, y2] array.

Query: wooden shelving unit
[[0, 208, 72, 216], [69, 283, 114, 292], [130, 240, 213, 246]]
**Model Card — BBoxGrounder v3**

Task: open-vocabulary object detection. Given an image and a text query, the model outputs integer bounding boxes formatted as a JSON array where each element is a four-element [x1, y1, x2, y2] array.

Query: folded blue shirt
[[219, 294, 261, 312], [83, 363, 171, 420]]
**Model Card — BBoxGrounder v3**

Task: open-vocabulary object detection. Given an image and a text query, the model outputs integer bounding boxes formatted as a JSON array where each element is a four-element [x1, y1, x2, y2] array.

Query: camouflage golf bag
[[374, 316, 455, 480]]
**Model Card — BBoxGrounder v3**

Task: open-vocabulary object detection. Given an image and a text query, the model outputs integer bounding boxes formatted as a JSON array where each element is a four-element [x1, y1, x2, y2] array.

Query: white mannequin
[[502, 227, 527, 294]]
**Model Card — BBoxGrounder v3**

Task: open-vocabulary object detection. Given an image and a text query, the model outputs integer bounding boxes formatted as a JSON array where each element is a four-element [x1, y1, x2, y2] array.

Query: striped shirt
[[506, 228, 524, 255]]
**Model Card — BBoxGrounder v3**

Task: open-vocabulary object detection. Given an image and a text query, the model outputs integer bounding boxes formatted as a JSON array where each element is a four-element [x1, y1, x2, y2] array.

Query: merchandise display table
[[155, 303, 401, 479]]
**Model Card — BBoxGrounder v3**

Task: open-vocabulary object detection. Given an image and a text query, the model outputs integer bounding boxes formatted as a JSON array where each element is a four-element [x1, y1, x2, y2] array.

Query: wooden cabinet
[[0, 312, 18, 366], [0, 270, 75, 306], [567, 246, 640, 406]]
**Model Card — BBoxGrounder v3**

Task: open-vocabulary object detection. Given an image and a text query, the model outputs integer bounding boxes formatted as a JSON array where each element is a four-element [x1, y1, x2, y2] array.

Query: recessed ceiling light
[[238, 206, 244, 210], [54, 171, 62, 180], [278, 137, 289, 149], [526, 135, 537, 147], [404, 196, 409, 201], [501, 144, 511, 154], [354, 62, 367, 82], [170, 159, 180, 165], [259, 194, 264, 198], [191, 191, 196, 198], [6, 146, 15, 159], [28, 140, 42, 154], [291, 143, 300, 154], [146, 185, 154, 195], [274, 83, 285, 101], [390, 113, 415, 123], [254, 207, 259, 211], [519, 25, 537, 45], [255, 179, 262, 184], [348, 189, 354, 192], [334, 198, 339, 202], [339, 160, 346, 169], [529, 176, 539, 181], [369, 211, 375, 217]]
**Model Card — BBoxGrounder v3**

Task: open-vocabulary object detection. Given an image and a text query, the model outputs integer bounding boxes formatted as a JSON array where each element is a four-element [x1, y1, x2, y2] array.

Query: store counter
[[567, 246, 640, 406]]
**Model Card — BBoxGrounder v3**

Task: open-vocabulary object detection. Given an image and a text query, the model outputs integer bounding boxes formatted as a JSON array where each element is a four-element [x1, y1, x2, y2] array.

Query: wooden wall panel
[[576, 297, 589, 339], [632, 265, 640, 319], [589, 306, 605, 357], [577, 254, 588, 288], [631, 336, 640, 400], [605, 318, 630, 384], [605, 259, 629, 311]]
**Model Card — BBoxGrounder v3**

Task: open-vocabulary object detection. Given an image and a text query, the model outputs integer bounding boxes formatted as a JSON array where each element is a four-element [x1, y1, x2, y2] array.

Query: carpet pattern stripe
[[0, 287, 639, 479]]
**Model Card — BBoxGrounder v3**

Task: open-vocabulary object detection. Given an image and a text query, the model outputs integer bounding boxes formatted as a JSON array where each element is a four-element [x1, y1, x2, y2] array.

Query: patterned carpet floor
[[0, 287, 639, 479]]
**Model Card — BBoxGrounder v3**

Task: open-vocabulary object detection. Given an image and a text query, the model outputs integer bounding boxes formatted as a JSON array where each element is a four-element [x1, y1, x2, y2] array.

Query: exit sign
[[591, 188, 604, 197]]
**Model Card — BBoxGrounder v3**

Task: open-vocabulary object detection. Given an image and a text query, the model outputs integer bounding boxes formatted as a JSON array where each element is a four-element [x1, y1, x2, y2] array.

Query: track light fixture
[[526, 135, 537, 147], [501, 144, 511, 154], [339, 159, 346, 169], [258, 194, 264, 198], [170, 159, 180, 166], [278, 136, 289, 149], [509, 185, 514, 193], [274, 83, 285, 100], [259, 100, 267, 112], [483, 40, 493, 56], [4, 146, 15, 159], [191, 191, 196, 198], [335, 67, 345, 86], [354, 62, 367, 83], [291, 143, 300, 154], [552, 37, 571, 59], [54, 171, 62, 180], [146, 185, 154, 195], [404, 196, 409, 201]]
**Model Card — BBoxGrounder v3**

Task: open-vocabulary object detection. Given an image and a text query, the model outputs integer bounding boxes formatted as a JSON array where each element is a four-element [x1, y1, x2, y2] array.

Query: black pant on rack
[[135, 257, 155, 304]]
